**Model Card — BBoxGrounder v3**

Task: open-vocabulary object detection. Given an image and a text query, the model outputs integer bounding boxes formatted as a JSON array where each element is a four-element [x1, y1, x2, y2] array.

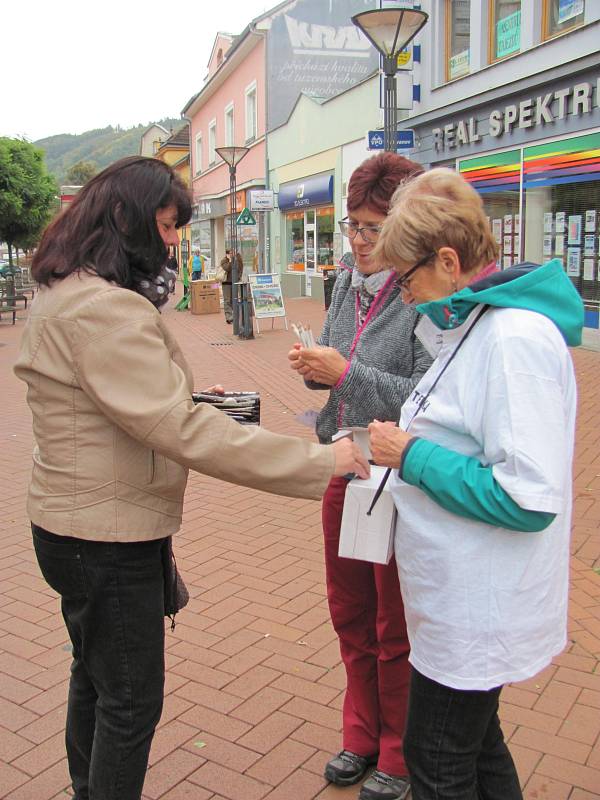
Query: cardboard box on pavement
[[339, 465, 396, 565], [191, 280, 220, 315]]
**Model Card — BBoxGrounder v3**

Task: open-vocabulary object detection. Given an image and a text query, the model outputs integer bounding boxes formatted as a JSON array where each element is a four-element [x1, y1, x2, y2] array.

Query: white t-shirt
[[390, 306, 576, 690]]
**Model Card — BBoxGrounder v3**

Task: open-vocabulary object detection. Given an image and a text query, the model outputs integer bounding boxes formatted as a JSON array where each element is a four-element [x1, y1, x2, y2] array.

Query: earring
[[452, 279, 458, 293]]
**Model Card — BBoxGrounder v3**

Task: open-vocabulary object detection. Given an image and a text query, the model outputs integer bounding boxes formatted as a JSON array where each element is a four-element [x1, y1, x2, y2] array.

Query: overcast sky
[[2, 0, 274, 142]]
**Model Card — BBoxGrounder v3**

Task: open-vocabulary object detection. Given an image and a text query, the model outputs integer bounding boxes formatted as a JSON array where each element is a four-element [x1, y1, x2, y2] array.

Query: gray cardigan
[[308, 266, 432, 443]]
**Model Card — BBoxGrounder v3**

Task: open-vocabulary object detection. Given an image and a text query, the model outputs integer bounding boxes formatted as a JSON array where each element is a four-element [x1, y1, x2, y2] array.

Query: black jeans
[[32, 524, 166, 800], [404, 669, 523, 800]]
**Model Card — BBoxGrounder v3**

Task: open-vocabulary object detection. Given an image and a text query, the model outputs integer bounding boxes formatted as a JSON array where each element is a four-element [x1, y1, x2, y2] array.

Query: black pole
[[230, 165, 240, 336], [382, 55, 398, 153]]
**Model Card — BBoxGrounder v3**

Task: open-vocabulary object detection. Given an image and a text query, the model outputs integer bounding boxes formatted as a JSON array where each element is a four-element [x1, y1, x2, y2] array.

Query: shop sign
[[432, 78, 600, 152], [278, 174, 334, 211], [250, 190, 274, 211], [495, 10, 521, 60], [267, 0, 379, 131], [367, 130, 415, 150], [193, 197, 227, 220]]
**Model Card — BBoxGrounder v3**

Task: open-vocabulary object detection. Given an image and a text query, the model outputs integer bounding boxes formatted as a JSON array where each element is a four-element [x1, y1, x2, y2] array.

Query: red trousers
[[323, 476, 410, 777]]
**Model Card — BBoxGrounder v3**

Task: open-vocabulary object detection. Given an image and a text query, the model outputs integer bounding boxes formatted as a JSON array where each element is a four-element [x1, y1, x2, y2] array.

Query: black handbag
[[161, 536, 189, 630]]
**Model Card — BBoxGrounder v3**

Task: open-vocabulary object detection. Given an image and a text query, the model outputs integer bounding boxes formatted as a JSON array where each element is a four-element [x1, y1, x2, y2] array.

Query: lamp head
[[351, 8, 428, 62], [215, 146, 250, 167]]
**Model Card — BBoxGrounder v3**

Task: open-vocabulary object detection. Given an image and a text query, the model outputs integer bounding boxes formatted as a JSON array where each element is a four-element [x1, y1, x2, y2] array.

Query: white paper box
[[339, 466, 396, 564]]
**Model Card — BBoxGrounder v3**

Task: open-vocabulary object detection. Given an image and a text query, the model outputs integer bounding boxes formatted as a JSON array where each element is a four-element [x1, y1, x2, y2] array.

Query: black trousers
[[32, 524, 166, 800], [404, 669, 522, 800]]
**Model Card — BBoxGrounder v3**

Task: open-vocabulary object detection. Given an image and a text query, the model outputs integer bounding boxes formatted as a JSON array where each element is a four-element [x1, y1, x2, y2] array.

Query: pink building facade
[[183, 29, 267, 274]]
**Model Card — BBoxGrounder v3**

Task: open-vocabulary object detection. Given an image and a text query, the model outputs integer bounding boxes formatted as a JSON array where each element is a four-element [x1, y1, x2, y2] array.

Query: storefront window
[[287, 212, 305, 272], [490, 0, 521, 62], [445, 0, 470, 82], [286, 207, 335, 272], [317, 208, 335, 268], [224, 215, 259, 278], [523, 132, 600, 324], [543, 0, 585, 40], [191, 220, 212, 270], [459, 150, 521, 268]]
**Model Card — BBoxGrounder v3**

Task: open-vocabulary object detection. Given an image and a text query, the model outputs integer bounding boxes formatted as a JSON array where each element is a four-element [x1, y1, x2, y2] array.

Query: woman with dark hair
[[14, 156, 368, 800], [288, 152, 431, 800]]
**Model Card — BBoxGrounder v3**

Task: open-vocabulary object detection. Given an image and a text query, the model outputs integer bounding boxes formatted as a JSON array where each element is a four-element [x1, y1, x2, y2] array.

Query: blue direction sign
[[367, 130, 415, 150]]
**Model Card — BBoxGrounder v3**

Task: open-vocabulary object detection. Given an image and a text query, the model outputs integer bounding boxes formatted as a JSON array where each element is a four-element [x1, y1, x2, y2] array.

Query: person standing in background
[[219, 248, 233, 323]]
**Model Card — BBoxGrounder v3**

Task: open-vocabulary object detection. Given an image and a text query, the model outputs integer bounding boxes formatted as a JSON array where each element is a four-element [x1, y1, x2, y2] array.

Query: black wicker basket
[[192, 391, 260, 425]]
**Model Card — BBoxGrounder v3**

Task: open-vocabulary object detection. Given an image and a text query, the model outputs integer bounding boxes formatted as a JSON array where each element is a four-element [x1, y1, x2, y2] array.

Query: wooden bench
[[0, 303, 17, 324]]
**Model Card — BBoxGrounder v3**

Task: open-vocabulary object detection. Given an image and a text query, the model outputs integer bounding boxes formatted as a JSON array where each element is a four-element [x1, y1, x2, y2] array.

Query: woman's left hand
[[368, 420, 413, 469], [297, 346, 348, 386], [202, 384, 225, 395]]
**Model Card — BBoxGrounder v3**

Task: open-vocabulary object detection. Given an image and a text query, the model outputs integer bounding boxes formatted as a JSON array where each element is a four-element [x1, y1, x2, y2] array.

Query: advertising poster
[[585, 210, 597, 233], [503, 214, 513, 234], [267, 0, 379, 131], [568, 215, 582, 245], [555, 235, 565, 256], [503, 235, 512, 255], [502, 256, 512, 269], [583, 258, 595, 281], [492, 219, 503, 242], [584, 235, 596, 256], [543, 236, 553, 256], [566, 248, 581, 277], [248, 273, 287, 319], [513, 234, 520, 256], [543, 213, 553, 233], [555, 212, 566, 233]]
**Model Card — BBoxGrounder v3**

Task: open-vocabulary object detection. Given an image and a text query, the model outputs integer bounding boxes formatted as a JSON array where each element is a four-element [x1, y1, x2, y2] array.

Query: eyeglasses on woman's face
[[395, 252, 437, 290], [338, 218, 383, 244]]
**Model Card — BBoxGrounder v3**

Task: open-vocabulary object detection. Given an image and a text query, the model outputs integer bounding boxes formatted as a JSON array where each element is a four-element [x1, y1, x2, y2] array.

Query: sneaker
[[359, 770, 411, 800], [324, 750, 378, 786]]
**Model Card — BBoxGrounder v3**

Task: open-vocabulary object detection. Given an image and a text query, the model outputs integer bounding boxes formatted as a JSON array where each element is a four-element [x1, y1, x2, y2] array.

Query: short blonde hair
[[374, 168, 499, 275]]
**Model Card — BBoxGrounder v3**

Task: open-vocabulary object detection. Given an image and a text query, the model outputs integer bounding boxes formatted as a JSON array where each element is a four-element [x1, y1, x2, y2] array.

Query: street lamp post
[[215, 146, 249, 336], [351, 7, 428, 152]]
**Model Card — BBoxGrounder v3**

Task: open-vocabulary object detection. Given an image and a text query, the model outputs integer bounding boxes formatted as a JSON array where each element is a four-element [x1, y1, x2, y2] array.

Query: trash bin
[[323, 267, 338, 310]]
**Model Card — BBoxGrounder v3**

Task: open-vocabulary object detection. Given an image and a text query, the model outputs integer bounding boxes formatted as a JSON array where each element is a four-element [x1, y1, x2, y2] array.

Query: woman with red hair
[[289, 152, 431, 800]]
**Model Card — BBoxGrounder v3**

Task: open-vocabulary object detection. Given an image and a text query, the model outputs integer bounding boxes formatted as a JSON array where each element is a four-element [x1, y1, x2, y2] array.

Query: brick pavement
[[0, 288, 599, 800]]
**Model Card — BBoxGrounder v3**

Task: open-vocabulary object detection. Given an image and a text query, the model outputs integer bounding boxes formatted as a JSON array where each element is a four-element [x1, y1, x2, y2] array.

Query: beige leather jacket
[[14, 272, 334, 541]]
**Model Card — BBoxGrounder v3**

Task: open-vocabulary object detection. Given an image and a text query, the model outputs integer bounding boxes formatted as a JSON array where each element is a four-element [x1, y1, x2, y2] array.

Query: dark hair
[[32, 156, 192, 287], [347, 152, 424, 216]]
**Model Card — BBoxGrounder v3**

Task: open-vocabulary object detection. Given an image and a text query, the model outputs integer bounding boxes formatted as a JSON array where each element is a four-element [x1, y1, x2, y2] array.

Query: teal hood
[[416, 259, 584, 346]]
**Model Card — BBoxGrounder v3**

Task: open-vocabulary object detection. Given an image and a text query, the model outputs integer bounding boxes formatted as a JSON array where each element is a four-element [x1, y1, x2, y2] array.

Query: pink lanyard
[[349, 272, 397, 359], [335, 273, 397, 420]]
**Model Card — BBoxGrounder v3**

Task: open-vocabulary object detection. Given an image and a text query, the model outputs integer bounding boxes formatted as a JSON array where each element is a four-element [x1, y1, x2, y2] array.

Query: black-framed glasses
[[338, 217, 382, 244], [395, 252, 436, 290]]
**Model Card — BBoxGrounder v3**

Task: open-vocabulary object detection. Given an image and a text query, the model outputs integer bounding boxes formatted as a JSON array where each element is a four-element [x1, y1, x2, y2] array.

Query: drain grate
[[209, 342, 233, 347]]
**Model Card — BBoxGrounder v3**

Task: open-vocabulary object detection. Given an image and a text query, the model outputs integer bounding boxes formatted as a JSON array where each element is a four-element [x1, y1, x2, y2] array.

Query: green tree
[[65, 159, 98, 185], [0, 138, 57, 266]]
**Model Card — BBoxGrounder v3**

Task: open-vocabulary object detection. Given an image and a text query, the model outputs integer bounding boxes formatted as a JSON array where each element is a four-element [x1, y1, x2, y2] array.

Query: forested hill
[[35, 118, 180, 184]]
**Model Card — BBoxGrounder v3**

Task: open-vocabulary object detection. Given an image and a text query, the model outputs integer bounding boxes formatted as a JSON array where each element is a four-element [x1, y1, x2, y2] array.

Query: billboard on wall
[[267, 0, 379, 131]]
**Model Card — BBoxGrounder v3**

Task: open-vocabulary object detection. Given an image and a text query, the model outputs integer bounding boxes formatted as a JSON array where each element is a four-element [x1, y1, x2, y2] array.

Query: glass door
[[305, 211, 316, 296]]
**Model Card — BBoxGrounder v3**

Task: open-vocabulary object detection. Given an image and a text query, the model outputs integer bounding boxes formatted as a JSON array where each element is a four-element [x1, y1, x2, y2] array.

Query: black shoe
[[226, 319, 232, 324], [359, 770, 410, 800], [324, 750, 378, 786]]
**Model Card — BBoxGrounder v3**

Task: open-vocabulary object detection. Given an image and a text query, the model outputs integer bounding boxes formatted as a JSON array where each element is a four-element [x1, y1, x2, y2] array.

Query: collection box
[[339, 465, 396, 565]]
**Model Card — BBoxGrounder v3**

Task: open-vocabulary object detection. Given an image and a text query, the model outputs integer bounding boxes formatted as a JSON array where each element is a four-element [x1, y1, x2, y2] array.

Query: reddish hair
[[347, 152, 423, 215]]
